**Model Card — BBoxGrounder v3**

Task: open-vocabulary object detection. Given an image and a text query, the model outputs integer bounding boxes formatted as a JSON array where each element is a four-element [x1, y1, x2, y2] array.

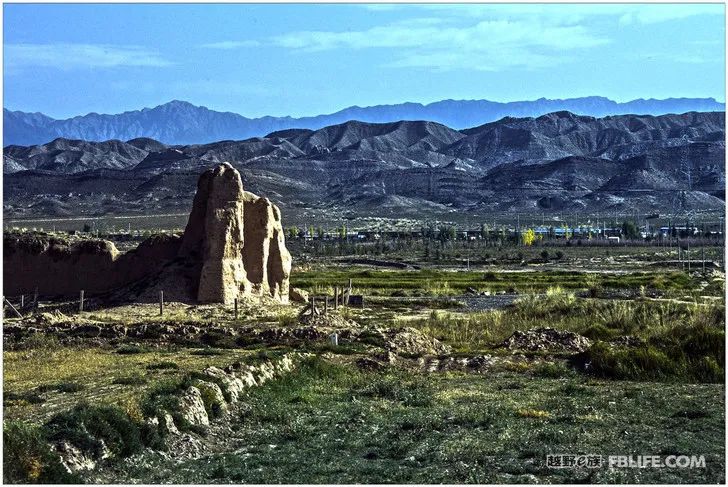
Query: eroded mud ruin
[[4, 163, 291, 304]]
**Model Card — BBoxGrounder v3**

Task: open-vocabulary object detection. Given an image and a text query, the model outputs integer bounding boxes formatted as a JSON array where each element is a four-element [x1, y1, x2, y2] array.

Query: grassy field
[[291, 267, 712, 296], [90, 357, 725, 484], [3, 262, 724, 484], [3, 340, 266, 424]]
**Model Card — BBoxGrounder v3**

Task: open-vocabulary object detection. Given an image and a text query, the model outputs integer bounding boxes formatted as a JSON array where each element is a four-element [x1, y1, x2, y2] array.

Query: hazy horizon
[[4, 94, 726, 121]]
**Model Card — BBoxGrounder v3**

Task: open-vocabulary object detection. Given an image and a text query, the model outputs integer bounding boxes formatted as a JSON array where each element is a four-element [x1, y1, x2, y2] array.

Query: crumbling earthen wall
[[3, 234, 181, 297], [3, 163, 291, 304]]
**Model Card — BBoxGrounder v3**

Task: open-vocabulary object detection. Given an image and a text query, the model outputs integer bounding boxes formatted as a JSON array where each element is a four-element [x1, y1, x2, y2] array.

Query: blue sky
[[3, 3, 725, 119]]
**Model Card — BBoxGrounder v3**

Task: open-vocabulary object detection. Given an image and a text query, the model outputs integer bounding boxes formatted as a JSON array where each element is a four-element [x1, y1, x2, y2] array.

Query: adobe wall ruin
[[3, 163, 291, 304]]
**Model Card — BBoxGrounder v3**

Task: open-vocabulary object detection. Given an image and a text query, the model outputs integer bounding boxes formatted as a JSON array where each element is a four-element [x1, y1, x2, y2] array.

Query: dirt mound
[[503, 328, 591, 354], [360, 326, 451, 357], [32, 310, 71, 326]]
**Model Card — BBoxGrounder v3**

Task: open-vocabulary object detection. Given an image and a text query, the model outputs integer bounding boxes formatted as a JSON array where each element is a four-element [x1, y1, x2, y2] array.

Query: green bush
[[139, 378, 189, 417], [3, 421, 79, 484], [45, 404, 145, 457], [692, 356, 723, 383], [587, 342, 679, 381], [4, 391, 46, 404], [138, 376, 203, 435], [581, 324, 618, 341]]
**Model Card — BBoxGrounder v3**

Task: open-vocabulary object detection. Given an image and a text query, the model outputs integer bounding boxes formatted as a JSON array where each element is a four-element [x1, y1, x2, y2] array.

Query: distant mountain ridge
[[5, 111, 725, 219], [4, 96, 725, 146]]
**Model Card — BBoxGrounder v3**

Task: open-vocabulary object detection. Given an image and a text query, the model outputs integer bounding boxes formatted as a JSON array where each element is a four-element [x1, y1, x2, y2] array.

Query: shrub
[[4, 391, 46, 405], [139, 377, 191, 418], [586, 342, 680, 381], [138, 376, 199, 435], [532, 362, 573, 378], [3, 421, 79, 484], [581, 324, 618, 341], [45, 404, 145, 457], [692, 356, 723, 383]]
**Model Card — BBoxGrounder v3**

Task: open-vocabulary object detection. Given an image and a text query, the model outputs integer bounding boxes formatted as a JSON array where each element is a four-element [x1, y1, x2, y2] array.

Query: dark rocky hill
[[4, 111, 725, 220], [4, 138, 149, 173]]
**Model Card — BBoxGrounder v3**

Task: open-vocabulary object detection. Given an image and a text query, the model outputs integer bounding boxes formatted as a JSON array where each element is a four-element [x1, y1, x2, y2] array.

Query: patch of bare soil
[[502, 327, 591, 354]]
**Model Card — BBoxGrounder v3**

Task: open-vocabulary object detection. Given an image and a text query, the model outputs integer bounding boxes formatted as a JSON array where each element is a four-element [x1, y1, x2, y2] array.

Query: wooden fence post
[[234, 298, 239, 320], [324, 295, 328, 315], [159, 291, 164, 316], [20, 294, 24, 309], [334, 287, 338, 310], [4, 297, 22, 319], [79, 290, 85, 313]]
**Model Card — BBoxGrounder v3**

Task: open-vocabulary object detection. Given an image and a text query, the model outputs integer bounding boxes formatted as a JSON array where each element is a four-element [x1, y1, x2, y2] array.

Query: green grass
[[398, 290, 724, 371], [586, 321, 725, 383], [3, 401, 167, 484], [45, 403, 153, 458], [3, 343, 259, 424], [37, 382, 86, 393], [146, 361, 180, 370], [112, 376, 148, 386], [3, 421, 80, 484], [100, 357, 725, 484], [291, 269, 701, 296]]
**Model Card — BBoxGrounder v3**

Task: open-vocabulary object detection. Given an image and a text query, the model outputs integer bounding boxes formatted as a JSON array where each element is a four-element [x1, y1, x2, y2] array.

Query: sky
[[3, 3, 726, 119]]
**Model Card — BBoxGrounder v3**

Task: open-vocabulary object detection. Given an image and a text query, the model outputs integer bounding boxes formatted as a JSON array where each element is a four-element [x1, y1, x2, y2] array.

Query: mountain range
[[4, 96, 725, 146], [4, 110, 725, 222]]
